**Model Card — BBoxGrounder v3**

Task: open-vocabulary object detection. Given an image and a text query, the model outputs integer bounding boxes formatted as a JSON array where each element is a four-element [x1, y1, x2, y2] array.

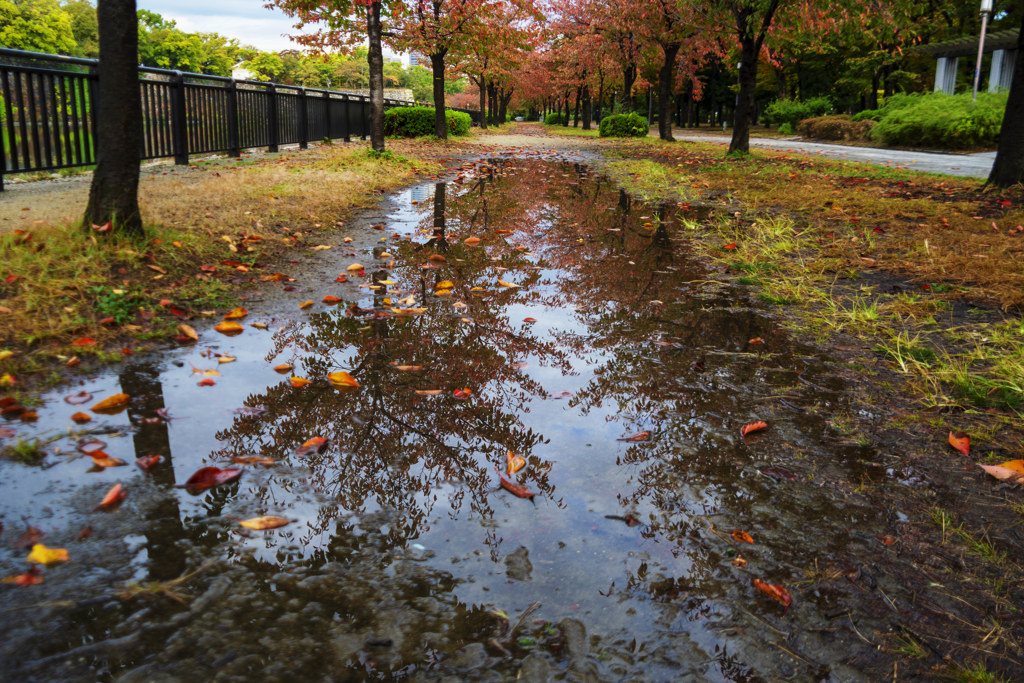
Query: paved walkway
[[672, 131, 995, 178]]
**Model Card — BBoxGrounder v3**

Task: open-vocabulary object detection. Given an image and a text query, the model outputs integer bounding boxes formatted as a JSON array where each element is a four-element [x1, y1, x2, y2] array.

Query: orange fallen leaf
[[93, 482, 126, 510], [136, 455, 163, 470], [464, 236, 481, 245], [91, 456, 127, 468], [948, 431, 970, 456], [616, 431, 650, 442], [177, 324, 199, 342], [876, 534, 896, 545], [748, 337, 764, 344], [184, 467, 242, 489], [299, 300, 314, 309], [198, 378, 216, 386], [289, 377, 311, 388], [273, 364, 293, 373], [723, 243, 739, 250], [232, 456, 277, 466], [213, 322, 244, 335], [498, 471, 535, 500], [415, 389, 442, 396], [979, 460, 1024, 484], [453, 388, 472, 400], [740, 421, 768, 437], [91, 393, 130, 413], [2, 566, 43, 586], [70, 411, 91, 423], [731, 557, 748, 569], [327, 371, 359, 388], [323, 295, 342, 304], [238, 516, 291, 530], [507, 450, 526, 475], [732, 530, 754, 544], [223, 307, 248, 320], [752, 578, 792, 614], [296, 436, 329, 456], [428, 254, 447, 262], [71, 337, 96, 347]]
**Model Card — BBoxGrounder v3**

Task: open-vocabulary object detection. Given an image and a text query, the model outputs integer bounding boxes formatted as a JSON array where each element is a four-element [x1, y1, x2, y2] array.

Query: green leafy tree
[[61, 0, 99, 57], [0, 0, 77, 54]]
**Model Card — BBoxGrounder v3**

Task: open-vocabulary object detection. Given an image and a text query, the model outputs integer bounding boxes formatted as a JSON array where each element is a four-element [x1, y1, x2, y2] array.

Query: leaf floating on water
[[740, 421, 768, 437], [415, 389, 443, 396], [77, 525, 92, 540], [390, 307, 427, 315], [392, 365, 423, 372], [218, 355, 237, 364], [184, 467, 242, 490], [177, 324, 199, 342], [731, 557, 748, 569], [299, 300, 314, 309], [2, 566, 44, 586], [198, 378, 216, 387], [346, 263, 364, 271], [322, 295, 342, 304], [497, 470, 535, 500], [223, 307, 248, 320], [327, 371, 359, 388], [428, 254, 446, 262], [273, 364, 293, 374], [617, 431, 650, 442], [948, 431, 970, 456], [507, 450, 526, 475], [436, 281, 454, 290], [91, 393, 130, 413], [232, 456, 277, 466], [90, 454, 127, 468], [65, 390, 93, 405], [296, 437, 329, 456], [70, 411, 92, 423], [136, 455, 163, 471], [239, 516, 291, 530], [190, 365, 220, 377], [549, 390, 572, 400], [93, 482, 126, 510], [213, 322, 244, 335], [978, 460, 1024, 484], [497, 280, 519, 289], [752, 578, 792, 614], [77, 438, 106, 453], [251, 322, 269, 330], [523, 317, 536, 323], [289, 377, 311, 388], [732, 530, 754, 544]]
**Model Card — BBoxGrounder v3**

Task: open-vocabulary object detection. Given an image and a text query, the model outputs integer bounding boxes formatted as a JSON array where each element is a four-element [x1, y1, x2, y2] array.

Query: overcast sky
[[138, 0, 406, 62]]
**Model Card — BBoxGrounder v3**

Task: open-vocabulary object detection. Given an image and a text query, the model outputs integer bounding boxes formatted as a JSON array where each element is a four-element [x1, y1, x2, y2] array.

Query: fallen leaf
[[523, 317, 536, 323], [327, 371, 359, 388], [392, 365, 423, 372], [876, 534, 897, 545], [91, 456, 127, 468], [415, 389, 443, 396], [323, 295, 342, 304], [198, 378, 216, 386], [218, 355, 237, 364], [231, 456, 277, 466], [453, 388, 472, 400], [190, 365, 220, 377], [136, 455, 163, 470], [238, 516, 291, 530], [299, 300, 314, 309], [19, 411, 38, 422], [92, 222, 111, 233], [949, 431, 970, 456], [273, 364, 293, 373], [732, 530, 754, 544], [77, 525, 92, 540], [296, 437, 330, 456], [13, 525, 44, 548], [0, 350, 13, 361], [428, 254, 446, 262], [749, 337, 764, 345], [346, 263, 364, 271], [213, 322, 244, 335], [617, 431, 650, 442], [498, 471, 535, 500], [93, 482, 126, 510], [723, 243, 739, 250], [2, 567, 44, 586], [740, 421, 768, 437], [177, 324, 199, 342], [65, 390, 93, 405], [251, 322, 269, 330], [731, 557, 748, 569], [979, 461, 1024, 484], [91, 393, 130, 413], [464, 236, 481, 245], [71, 337, 96, 347], [752, 578, 792, 614], [289, 377, 311, 388], [223, 307, 248, 320], [70, 411, 91, 423], [184, 467, 242, 490], [436, 281, 455, 289], [507, 450, 526, 475], [66, 356, 80, 367], [497, 280, 519, 288]]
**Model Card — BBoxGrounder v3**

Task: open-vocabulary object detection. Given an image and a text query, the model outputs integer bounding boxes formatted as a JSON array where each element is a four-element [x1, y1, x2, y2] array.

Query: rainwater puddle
[[1, 156, 896, 682]]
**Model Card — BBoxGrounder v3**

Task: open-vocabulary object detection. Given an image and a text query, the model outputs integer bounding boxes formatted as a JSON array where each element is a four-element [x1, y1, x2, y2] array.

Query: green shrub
[[763, 96, 833, 127], [383, 107, 471, 137], [544, 112, 567, 125], [778, 122, 793, 135], [599, 112, 648, 138], [870, 91, 1006, 148], [797, 115, 876, 141]]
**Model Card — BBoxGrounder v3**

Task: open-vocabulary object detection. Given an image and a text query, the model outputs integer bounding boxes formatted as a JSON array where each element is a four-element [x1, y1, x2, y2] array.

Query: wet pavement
[[0, 151, 939, 682]]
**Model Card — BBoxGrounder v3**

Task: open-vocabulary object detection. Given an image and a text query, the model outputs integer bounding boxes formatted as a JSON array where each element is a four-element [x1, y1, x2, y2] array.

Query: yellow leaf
[[507, 450, 526, 475], [213, 322, 244, 334], [91, 457, 128, 468], [251, 323, 269, 330], [177, 324, 199, 341], [377, 279, 397, 285], [218, 355, 237, 364], [27, 544, 69, 565], [91, 393, 130, 412], [0, 350, 14, 362], [0, 373, 15, 386], [415, 389, 443, 396], [289, 377, 311, 388], [390, 307, 427, 315], [313, 245, 332, 250], [190, 365, 220, 377], [436, 281, 455, 289], [238, 515, 291, 530], [497, 281, 520, 289], [223, 307, 248, 320], [327, 371, 359, 388], [299, 300, 314, 309], [996, 459, 1024, 474], [346, 263, 364, 271], [470, 287, 485, 292]]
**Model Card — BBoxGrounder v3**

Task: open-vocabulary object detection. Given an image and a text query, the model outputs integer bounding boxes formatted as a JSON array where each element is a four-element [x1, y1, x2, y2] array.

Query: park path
[[672, 129, 996, 178]]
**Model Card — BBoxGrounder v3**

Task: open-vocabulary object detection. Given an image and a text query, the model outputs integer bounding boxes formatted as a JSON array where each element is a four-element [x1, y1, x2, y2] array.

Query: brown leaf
[[90, 456, 127, 468], [177, 324, 199, 342], [13, 524, 45, 548], [732, 530, 754, 544], [93, 482, 126, 510], [740, 421, 768, 437], [91, 393, 130, 413], [184, 467, 242, 490], [238, 516, 291, 530], [70, 411, 91, 423], [752, 578, 792, 614], [273, 363, 293, 373], [731, 557, 748, 569], [78, 525, 92, 540], [64, 390, 93, 405], [136, 455, 163, 471], [616, 431, 650, 442], [498, 471, 535, 499], [948, 431, 970, 456]]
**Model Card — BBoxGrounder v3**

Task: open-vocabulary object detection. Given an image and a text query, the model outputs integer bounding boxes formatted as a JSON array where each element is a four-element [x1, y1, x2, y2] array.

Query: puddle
[[1, 155, 904, 682]]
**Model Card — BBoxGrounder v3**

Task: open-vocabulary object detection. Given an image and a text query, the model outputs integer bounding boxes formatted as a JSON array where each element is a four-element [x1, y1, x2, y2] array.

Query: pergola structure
[[916, 28, 1018, 94]]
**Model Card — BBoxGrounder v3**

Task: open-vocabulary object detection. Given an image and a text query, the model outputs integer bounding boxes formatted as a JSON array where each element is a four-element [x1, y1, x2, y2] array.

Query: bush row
[[796, 115, 876, 142], [383, 107, 472, 138], [863, 92, 1006, 148], [599, 112, 648, 138], [763, 96, 833, 127]]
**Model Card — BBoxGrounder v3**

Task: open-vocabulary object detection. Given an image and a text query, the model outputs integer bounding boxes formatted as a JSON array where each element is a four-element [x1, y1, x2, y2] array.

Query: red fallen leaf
[[92, 222, 112, 233], [221, 260, 242, 267], [740, 421, 769, 437], [64, 390, 93, 405], [876, 534, 896, 545], [920, 284, 931, 290], [2, 566, 44, 586], [201, 265, 216, 272], [323, 295, 342, 304], [173, 335, 194, 343], [752, 578, 792, 614], [617, 431, 650, 442], [78, 525, 93, 540], [335, 275, 348, 283], [13, 524, 45, 548], [198, 378, 216, 386], [99, 317, 115, 325], [732, 530, 754, 544], [183, 467, 242, 490], [749, 337, 764, 344], [5, 275, 18, 284], [0, 397, 15, 407], [1, 403, 27, 416], [523, 317, 537, 323], [453, 388, 472, 400], [872, 227, 885, 233], [71, 337, 97, 347], [948, 431, 970, 456], [169, 306, 187, 317], [296, 436, 329, 456], [723, 243, 739, 250], [121, 347, 133, 355], [159, 299, 172, 306], [93, 482, 126, 510], [496, 469, 535, 500], [136, 455, 163, 470]]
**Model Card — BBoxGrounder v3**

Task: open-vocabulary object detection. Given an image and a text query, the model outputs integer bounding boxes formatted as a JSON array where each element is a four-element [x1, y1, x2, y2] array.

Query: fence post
[[342, 96, 351, 143], [267, 82, 279, 153], [226, 78, 240, 158], [362, 96, 369, 140], [298, 87, 308, 149], [170, 70, 188, 165], [325, 94, 333, 141]]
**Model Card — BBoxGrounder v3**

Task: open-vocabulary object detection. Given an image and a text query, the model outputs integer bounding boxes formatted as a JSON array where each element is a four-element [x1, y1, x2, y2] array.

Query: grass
[[2, 437, 46, 464], [541, 123, 601, 138], [948, 662, 1006, 683]]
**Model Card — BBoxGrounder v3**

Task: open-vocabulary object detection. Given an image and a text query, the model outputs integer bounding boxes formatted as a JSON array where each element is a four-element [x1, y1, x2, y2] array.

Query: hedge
[[797, 115, 876, 142], [763, 96, 833, 127], [544, 112, 567, 125], [860, 92, 1007, 149], [599, 112, 648, 137], [383, 107, 472, 137]]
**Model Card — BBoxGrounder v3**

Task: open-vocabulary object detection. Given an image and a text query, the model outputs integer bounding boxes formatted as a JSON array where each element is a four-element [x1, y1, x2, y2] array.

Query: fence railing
[[0, 47, 481, 190]]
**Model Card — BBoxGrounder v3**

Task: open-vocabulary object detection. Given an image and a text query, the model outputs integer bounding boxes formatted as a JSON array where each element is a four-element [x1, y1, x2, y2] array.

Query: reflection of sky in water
[[0, 159, 860, 678]]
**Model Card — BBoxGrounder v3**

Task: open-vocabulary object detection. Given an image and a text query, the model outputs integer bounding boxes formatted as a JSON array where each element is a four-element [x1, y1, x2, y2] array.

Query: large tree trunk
[[582, 84, 592, 130], [658, 43, 681, 141], [563, 92, 570, 126], [84, 0, 142, 234], [366, 1, 385, 152], [729, 36, 758, 154], [621, 64, 636, 108], [573, 84, 581, 127], [988, 15, 1024, 188], [477, 74, 487, 129], [500, 87, 512, 123], [430, 51, 447, 139]]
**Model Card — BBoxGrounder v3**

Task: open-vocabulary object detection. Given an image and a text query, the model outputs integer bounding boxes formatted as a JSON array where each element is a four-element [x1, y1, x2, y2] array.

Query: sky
[[138, 0, 407, 63]]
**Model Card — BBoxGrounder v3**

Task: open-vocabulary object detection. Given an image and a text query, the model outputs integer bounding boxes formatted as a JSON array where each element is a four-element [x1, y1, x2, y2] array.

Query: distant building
[[231, 61, 253, 81], [916, 28, 1018, 94], [408, 52, 428, 68]]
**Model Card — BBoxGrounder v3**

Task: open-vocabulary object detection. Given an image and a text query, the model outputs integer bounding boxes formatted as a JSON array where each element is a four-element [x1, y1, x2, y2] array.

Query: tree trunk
[[658, 43, 681, 141], [775, 66, 787, 99], [477, 74, 487, 129], [988, 15, 1024, 188], [729, 0, 780, 155], [430, 51, 447, 139], [621, 64, 636, 108], [84, 0, 142, 234], [573, 85, 581, 127], [563, 93, 570, 126], [582, 84, 592, 130], [366, 1, 385, 152], [500, 87, 512, 123], [708, 64, 717, 125]]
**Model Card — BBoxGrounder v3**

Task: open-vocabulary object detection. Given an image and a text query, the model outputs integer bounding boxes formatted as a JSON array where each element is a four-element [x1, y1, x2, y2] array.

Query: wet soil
[[1, 147, 1022, 683]]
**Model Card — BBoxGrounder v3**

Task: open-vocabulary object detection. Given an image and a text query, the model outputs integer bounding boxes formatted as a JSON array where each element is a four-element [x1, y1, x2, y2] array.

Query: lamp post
[[972, 0, 993, 101]]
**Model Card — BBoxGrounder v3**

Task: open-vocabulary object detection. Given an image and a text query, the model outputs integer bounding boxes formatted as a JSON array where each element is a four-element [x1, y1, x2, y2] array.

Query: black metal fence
[[0, 47, 480, 190]]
